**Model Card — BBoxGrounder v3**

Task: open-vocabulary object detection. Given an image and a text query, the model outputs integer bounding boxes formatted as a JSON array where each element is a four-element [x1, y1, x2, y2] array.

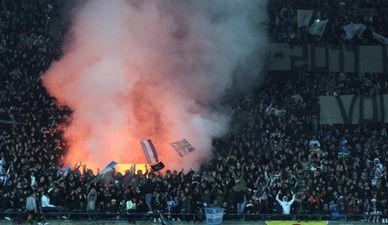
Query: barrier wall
[[268, 43, 388, 73], [0, 220, 376, 225], [266, 222, 328, 225], [319, 94, 388, 124]]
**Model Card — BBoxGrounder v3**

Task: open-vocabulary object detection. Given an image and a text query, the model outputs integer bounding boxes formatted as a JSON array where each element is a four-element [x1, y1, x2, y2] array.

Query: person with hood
[[275, 190, 296, 215], [86, 186, 98, 220]]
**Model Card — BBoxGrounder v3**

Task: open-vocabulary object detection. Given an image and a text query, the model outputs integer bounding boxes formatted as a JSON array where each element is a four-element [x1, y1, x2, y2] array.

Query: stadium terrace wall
[[268, 43, 388, 73], [0, 221, 374, 225], [319, 94, 388, 124]]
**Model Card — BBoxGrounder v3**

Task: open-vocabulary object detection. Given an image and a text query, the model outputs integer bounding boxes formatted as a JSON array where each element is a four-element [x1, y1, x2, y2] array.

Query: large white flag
[[343, 23, 367, 40], [373, 32, 388, 45], [309, 19, 328, 36], [297, 9, 314, 28]]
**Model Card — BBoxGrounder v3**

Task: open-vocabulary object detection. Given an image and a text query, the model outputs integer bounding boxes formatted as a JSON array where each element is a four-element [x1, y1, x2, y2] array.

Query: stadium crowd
[[268, 0, 388, 43], [0, 0, 387, 224]]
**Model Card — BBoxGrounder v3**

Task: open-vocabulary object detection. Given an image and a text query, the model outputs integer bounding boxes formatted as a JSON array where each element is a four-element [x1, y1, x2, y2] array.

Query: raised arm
[[290, 191, 296, 204], [275, 190, 282, 203], [254, 175, 260, 187]]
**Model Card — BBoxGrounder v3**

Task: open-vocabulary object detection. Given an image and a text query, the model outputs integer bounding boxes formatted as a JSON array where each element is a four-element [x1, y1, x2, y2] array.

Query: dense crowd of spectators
[[268, 0, 388, 44], [0, 0, 387, 224], [221, 71, 387, 220]]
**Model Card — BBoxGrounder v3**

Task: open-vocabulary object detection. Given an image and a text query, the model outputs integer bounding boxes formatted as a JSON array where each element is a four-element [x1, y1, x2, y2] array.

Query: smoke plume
[[42, 0, 268, 172]]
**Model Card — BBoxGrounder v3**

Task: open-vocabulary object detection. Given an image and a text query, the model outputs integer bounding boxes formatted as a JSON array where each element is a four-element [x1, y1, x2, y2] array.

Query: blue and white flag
[[56, 166, 71, 177], [170, 139, 195, 158], [343, 23, 367, 40], [373, 32, 388, 45], [297, 9, 314, 28], [99, 161, 118, 175], [309, 19, 328, 36], [140, 140, 159, 165]]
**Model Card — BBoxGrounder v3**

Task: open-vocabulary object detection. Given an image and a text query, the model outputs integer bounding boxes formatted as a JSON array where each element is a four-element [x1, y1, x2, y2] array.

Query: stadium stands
[[0, 0, 387, 223]]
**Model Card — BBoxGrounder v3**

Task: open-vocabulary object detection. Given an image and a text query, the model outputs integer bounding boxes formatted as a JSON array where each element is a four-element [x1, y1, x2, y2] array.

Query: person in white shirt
[[41, 191, 67, 219], [126, 199, 137, 224], [0, 156, 5, 174], [30, 172, 36, 187], [0, 156, 6, 184], [41, 192, 55, 208], [309, 137, 320, 148], [374, 158, 384, 173], [276, 190, 296, 215]]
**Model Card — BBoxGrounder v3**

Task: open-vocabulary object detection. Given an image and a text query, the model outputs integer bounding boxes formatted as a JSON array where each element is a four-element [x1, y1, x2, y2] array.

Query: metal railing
[[0, 211, 385, 222]]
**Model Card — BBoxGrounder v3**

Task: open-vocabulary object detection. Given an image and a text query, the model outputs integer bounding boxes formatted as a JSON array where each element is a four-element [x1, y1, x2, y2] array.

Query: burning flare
[[42, 0, 268, 172]]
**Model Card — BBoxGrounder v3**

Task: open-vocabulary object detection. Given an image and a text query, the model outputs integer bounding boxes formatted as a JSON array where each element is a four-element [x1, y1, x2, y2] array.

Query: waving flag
[[170, 139, 196, 157], [56, 166, 71, 177], [373, 32, 388, 45], [309, 19, 328, 36], [99, 161, 118, 175], [140, 140, 165, 171], [297, 9, 314, 28], [343, 23, 367, 40], [140, 140, 159, 164]]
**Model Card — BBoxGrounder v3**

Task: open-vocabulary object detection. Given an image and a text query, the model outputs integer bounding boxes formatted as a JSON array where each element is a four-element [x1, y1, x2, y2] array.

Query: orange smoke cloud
[[42, 0, 267, 172]]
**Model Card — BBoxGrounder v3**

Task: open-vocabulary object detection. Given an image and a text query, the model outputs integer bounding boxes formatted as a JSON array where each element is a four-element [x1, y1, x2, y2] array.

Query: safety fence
[[0, 211, 385, 222]]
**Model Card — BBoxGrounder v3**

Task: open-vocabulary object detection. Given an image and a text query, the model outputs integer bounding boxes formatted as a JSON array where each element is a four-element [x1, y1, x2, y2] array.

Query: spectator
[[41, 190, 67, 219], [86, 186, 97, 214], [0, 1, 387, 222], [234, 171, 247, 215], [143, 178, 155, 213], [126, 198, 136, 224], [329, 200, 341, 220], [276, 190, 296, 215], [26, 191, 38, 225]]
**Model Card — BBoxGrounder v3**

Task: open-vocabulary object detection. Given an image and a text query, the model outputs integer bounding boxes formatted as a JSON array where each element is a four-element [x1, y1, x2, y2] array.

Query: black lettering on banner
[[359, 95, 363, 124], [310, 44, 329, 71], [345, 45, 359, 72], [335, 95, 358, 124], [383, 46, 388, 73], [331, 45, 344, 72], [380, 95, 385, 123], [290, 44, 308, 70]]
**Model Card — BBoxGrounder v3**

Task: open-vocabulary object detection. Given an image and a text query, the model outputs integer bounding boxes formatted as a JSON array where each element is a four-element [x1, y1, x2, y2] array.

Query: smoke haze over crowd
[[42, 0, 268, 172]]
